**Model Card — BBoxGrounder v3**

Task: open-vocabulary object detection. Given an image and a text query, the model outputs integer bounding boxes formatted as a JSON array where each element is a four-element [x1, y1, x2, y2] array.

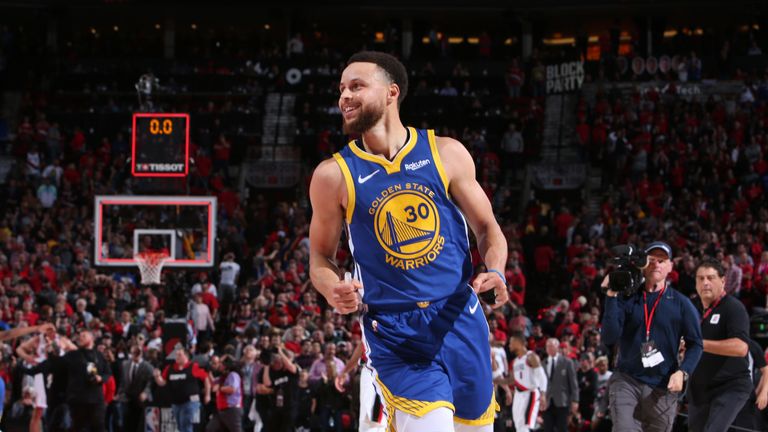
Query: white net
[[134, 252, 170, 285]]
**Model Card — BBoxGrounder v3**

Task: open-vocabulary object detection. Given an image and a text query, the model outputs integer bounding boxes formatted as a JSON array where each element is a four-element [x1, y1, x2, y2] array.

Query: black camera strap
[[643, 285, 666, 342]]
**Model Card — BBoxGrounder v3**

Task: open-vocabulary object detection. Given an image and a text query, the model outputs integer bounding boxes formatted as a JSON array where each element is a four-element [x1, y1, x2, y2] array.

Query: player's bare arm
[[0, 323, 53, 342], [309, 159, 362, 314], [16, 337, 38, 364], [336, 341, 363, 392], [437, 135, 508, 306]]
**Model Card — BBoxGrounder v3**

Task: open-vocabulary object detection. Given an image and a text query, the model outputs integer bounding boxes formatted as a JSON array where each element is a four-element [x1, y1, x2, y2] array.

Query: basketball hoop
[[135, 251, 170, 285]]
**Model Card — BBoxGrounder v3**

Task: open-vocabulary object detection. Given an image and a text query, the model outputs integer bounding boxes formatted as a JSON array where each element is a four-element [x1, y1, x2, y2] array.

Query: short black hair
[[347, 51, 409, 105], [509, 330, 526, 344], [695, 257, 725, 278]]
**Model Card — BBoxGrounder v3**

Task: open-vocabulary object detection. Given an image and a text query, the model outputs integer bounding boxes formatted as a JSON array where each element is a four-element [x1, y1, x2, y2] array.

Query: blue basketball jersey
[[333, 127, 473, 309]]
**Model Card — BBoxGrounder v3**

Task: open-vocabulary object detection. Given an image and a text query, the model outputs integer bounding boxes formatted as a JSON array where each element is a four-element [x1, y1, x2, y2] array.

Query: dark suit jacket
[[544, 354, 579, 407], [116, 358, 154, 402]]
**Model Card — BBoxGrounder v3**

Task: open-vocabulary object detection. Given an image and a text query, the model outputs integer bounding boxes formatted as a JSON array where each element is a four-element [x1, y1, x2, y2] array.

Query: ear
[[388, 83, 400, 105]]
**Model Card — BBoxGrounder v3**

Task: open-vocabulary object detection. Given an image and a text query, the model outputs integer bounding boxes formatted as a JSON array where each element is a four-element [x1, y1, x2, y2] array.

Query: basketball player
[[16, 322, 77, 432], [309, 51, 508, 431], [506, 331, 547, 432], [336, 341, 386, 431]]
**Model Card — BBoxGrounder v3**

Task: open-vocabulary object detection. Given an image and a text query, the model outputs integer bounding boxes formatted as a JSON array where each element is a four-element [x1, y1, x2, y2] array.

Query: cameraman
[[61, 330, 112, 432], [601, 241, 702, 432]]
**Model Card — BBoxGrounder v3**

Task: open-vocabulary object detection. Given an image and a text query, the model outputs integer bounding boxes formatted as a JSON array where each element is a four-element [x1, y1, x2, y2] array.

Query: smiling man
[[309, 51, 508, 431], [687, 258, 752, 432]]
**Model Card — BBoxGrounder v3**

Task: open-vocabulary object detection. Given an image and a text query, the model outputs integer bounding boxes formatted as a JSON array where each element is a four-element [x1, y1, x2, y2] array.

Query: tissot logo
[[139, 163, 185, 172], [404, 159, 431, 171]]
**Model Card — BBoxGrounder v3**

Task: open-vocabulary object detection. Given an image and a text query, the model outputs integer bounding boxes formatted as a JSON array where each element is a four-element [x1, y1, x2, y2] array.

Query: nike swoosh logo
[[357, 170, 380, 184], [469, 299, 480, 314]]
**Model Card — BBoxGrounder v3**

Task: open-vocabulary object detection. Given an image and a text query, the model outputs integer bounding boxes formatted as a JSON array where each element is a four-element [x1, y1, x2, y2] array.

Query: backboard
[[131, 113, 190, 177], [94, 195, 217, 268]]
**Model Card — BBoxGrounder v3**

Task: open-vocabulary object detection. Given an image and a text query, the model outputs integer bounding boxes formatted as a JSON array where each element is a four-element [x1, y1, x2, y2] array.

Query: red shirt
[[23, 311, 39, 326], [554, 213, 574, 239], [534, 245, 555, 273], [103, 375, 116, 404]]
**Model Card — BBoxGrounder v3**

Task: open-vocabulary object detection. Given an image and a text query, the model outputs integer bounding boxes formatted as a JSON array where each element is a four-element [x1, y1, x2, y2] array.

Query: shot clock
[[131, 113, 190, 177]]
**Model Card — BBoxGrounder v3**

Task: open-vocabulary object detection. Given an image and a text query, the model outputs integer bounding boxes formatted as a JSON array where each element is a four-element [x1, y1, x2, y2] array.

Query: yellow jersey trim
[[347, 126, 418, 175], [375, 375, 455, 431], [332, 153, 355, 224], [453, 390, 499, 426], [427, 129, 450, 195]]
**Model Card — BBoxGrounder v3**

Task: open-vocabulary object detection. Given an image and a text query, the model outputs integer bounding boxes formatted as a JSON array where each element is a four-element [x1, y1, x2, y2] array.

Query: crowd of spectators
[[0, 15, 767, 432]]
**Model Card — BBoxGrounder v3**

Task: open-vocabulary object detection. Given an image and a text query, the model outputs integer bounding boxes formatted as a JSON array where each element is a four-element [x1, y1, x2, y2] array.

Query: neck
[[515, 348, 526, 358], [702, 292, 723, 309], [360, 117, 407, 160], [645, 281, 664, 293]]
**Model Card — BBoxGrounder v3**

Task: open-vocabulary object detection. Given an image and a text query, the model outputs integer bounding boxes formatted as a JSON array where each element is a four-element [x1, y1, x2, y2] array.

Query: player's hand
[[334, 373, 347, 393], [539, 398, 548, 411], [332, 277, 362, 314], [472, 271, 508, 309], [667, 370, 684, 392], [39, 323, 55, 334]]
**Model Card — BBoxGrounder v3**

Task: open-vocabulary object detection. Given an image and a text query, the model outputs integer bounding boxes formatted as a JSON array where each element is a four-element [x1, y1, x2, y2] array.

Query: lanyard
[[701, 293, 726, 324], [643, 285, 666, 342]]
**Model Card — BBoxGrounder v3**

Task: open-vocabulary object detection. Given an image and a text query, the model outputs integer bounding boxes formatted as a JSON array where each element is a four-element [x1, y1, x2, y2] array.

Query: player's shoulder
[[433, 134, 473, 172], [526, 351, 541, 368], [310, 157, 345, 189], [313, 156, 343, 177], [433, 134, 467, 155]]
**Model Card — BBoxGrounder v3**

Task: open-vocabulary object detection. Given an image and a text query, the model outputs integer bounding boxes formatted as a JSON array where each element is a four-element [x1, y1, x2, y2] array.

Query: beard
[[342, 101, 385, 135]]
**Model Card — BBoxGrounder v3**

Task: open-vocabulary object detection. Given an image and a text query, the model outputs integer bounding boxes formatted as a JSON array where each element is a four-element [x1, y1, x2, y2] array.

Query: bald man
[[61, 330, 112, 432]]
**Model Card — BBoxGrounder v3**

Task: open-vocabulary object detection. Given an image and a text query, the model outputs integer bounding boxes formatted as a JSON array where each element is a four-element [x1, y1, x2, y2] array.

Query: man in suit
[[115, 345, 154, 432], [541, 337, 579, 432]]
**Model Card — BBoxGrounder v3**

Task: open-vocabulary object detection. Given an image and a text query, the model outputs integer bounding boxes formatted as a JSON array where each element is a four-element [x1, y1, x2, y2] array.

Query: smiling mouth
[[342, 106, 359, 118]]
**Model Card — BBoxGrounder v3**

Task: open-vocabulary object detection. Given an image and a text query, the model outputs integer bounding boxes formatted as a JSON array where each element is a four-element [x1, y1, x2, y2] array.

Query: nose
[[339, 87, 353, 102]]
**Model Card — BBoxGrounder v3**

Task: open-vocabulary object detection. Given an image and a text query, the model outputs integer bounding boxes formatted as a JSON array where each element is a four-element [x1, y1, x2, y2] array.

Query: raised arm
[[59, 336, 78, 352], [309, 158, 361, 314], [0, 323, 52, 342], [437, 136, 508, 306]]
